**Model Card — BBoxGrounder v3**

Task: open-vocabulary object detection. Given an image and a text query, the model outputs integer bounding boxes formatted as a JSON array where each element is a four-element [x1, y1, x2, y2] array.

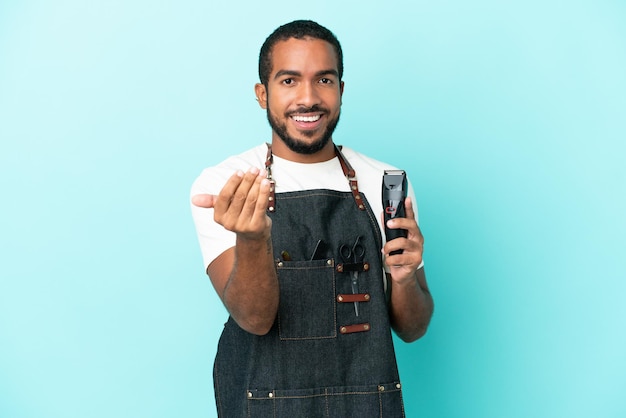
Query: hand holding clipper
[[382, 170, 408, 255]]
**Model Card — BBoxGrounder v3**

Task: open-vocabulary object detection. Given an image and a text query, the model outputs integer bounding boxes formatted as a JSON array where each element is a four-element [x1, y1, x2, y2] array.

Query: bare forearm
[[388, 268, 434, 342], [223, 235, 279, 335]]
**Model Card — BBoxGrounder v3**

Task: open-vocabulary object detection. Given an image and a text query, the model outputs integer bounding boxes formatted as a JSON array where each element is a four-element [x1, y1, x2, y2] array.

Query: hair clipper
[[382, 170, 408, 255]]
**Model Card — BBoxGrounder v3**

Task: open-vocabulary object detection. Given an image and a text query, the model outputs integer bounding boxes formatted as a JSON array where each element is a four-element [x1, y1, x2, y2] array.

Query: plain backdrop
[[1, 1, 625, 417]]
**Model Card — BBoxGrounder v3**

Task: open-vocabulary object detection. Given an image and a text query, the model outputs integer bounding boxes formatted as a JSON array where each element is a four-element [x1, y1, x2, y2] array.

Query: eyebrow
[[273, 69, 339, 80]]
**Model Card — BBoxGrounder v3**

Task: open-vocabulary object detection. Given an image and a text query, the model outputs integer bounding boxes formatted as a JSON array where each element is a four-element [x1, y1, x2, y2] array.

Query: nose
[[296, 82, 321, 108]]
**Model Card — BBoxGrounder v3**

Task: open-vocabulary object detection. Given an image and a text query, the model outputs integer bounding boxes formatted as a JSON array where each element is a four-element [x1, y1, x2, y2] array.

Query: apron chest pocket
[[277, 259, 336, 340]]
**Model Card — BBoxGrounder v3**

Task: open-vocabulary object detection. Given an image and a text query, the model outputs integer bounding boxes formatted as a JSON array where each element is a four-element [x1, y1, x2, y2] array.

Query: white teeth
[[292, 115, 321, 122]]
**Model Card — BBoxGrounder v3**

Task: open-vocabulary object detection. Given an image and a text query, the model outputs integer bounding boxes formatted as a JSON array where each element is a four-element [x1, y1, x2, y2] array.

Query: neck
[[270, 136, 337, 163]]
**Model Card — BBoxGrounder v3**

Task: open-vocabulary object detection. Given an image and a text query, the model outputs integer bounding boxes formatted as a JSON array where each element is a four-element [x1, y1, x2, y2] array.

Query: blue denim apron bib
[[213, 147, 405, 417]]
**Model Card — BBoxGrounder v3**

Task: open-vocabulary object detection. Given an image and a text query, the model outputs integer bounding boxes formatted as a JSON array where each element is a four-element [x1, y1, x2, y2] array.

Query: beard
[[266, 105, 341, 155]]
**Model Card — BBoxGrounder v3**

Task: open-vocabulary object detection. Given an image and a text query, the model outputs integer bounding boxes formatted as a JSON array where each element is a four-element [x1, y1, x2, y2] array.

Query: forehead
[[269, 37, 338, 76]]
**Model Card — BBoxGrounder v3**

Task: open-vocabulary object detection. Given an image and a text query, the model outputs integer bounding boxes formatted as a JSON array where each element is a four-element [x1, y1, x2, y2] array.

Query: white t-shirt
[[190, 144, 419, 270]]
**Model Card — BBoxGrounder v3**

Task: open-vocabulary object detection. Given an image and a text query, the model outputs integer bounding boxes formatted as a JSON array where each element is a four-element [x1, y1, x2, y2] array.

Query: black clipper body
[[382, 170, 408, 255]]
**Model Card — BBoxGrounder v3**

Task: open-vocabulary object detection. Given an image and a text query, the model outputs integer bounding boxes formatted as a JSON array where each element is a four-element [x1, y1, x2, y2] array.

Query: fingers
[[383, 197, 417, 239], [214, 169, 246, 217], [213, 167, 270, 236], [227, 167, 262, 220], [191, 193, 217, 208], [382, 196, 424, 273], [384, 233, 423, 260], [214, 168, 255, 215], [251, 178, 272, 226], [238, 171, 266, 221], [383, 233, 424, 281], [404, 197, 416, 221]]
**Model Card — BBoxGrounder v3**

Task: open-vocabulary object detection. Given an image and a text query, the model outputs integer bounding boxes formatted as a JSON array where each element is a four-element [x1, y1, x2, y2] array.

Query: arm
[[192, 167, 279, 336], [383, 197, 434, 342]]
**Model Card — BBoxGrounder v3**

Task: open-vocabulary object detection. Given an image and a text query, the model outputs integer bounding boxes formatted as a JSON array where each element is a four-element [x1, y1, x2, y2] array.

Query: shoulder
[[191, 144, 267, 194], [339, 146, 400, 188], [339, 146, 400, 173], [338, 145, 416, 206], [212, 143, 267, 172]]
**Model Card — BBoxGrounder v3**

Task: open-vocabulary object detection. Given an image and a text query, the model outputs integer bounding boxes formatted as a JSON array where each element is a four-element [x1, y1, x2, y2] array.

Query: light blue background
[[1, 1, 625, 417]]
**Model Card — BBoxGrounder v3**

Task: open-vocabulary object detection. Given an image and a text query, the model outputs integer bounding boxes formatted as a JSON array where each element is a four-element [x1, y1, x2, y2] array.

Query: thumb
[[191, 193, 217, 208]]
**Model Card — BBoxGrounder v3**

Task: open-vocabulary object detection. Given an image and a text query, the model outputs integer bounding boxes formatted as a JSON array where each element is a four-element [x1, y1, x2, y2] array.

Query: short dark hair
[[258, 20, 343, 86]]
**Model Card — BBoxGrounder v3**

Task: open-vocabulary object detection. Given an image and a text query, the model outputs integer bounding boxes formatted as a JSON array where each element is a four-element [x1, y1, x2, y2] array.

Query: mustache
[[286, 105, 328, 115]]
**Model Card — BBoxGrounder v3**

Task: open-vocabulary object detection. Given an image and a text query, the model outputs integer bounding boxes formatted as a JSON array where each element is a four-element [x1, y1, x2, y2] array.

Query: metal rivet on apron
[[351, 185, 357, 191], [355, 194, 361, 199], [269, 196, 274, 201], [363, 262, 370, 271], [326, 259, 332, 266], [337, 295, 344, 302], [363, 324, 370, 331], [396, 383, 402, 389], [277, 261, 284, 267], [269, 206, 275, 212], [364, 294, 370, 301], [268, 392, 274, 398], [340, 326, 347, 334], [247, 391, 253, 398], [358, 204, 364, 210], [378, 385, 385, 392]]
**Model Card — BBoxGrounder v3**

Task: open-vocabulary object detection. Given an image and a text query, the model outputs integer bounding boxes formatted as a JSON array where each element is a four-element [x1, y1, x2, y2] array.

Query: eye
[[282, 78, 294, 85], [319, 78, 333, 84]]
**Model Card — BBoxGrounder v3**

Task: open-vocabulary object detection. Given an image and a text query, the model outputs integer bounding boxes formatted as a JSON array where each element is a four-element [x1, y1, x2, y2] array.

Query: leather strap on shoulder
[[335, 145, 365, 211], [265, 143, 276, 212], [264, 143, 365, 212]]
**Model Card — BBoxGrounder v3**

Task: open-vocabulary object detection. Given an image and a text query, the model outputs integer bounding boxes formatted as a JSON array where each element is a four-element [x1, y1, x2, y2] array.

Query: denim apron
[[213, 146, 405, 417]]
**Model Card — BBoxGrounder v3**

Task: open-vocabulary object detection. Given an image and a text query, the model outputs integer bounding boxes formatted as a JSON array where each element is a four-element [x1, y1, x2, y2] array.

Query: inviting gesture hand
[[192, 167, 272, 241], [191, 167, 278, 335]]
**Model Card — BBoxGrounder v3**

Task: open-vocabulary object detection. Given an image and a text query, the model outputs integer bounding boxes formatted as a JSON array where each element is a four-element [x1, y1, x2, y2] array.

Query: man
[[191, 20, 433, 417]]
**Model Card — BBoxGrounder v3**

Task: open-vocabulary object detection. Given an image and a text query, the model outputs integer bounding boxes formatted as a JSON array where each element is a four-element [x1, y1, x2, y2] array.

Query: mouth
[[291, 114, 322, 123], [289, 113, 324, 130]]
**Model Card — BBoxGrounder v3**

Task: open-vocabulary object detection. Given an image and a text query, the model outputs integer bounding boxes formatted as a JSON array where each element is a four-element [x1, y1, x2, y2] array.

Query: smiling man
[[191, 20, 433, 417], [257, 36, 342, 159]]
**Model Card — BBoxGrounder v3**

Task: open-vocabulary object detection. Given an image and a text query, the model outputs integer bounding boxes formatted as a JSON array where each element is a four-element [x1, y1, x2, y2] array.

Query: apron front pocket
[[277, 259, 336, 340], [325, 383, 405, 418], [246, 383, 405, 418]]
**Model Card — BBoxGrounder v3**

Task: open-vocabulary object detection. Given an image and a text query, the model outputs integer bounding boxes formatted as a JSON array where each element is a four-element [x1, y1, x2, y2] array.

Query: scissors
[[339, 236, 365, 316]]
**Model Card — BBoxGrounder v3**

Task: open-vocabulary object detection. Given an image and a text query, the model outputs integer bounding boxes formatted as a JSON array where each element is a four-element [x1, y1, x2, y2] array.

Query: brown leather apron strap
[[335, 145, 366, 211], [264, 143, 277, 212], [264, 143, 365, 212]]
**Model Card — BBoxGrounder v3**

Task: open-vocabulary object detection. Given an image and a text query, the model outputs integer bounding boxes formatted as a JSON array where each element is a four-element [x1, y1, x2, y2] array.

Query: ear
[[255, 83, 267, 109]]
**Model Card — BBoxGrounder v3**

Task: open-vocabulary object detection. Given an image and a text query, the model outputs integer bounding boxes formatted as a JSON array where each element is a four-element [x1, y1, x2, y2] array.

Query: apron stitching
[[324, 388, 330, 417], [213, 366, 223, 416], [276, 262, 337, 341], [332, 266, 337, 336], [272, 394, 276, 418]]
